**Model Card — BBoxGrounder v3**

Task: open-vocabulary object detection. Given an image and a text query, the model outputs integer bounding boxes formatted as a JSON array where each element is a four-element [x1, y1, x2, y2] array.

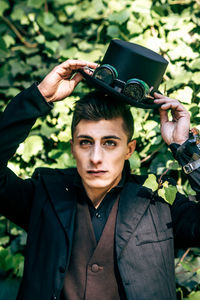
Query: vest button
[[91, 263, 100, 272]]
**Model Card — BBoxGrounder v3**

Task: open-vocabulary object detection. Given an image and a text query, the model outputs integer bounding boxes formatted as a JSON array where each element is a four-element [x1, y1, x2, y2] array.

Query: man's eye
[[80, 140, 92, 146], [104, 140, 117, 147]]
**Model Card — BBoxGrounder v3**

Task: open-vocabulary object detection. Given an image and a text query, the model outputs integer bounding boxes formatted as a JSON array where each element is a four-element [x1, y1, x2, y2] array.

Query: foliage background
[[0, 0, 200, 298]]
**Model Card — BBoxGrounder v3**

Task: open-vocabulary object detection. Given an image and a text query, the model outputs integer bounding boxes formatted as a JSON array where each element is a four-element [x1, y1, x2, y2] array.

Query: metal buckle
[[183, 163, 194, 174]]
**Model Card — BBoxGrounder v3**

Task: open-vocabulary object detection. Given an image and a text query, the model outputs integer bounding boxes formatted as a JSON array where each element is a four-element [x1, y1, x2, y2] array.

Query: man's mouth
[[87, 170, 107, 176]]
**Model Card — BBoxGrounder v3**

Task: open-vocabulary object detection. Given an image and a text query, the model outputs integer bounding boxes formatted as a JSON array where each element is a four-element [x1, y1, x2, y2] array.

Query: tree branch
[[140, 142, 165, 164], [1, 15, 38, 48], [175, 248, 191, 267], [44, 0, 49, 13]]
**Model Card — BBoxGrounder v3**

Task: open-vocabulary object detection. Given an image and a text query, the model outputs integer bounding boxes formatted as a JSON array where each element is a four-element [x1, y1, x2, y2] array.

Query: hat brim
[[78, 69, 161, 109]]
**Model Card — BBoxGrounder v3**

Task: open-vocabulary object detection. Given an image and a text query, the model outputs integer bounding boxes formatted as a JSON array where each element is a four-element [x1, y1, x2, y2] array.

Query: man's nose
[[90, 144, 103, 165]]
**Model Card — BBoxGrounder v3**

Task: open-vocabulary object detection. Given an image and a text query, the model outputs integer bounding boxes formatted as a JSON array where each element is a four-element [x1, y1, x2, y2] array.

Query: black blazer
[[0, 84, 200, 300]]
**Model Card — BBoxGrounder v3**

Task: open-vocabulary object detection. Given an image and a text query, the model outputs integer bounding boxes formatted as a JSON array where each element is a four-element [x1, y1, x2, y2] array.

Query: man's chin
[[85, 179, 109, 189], [83, 176, 119, 192]]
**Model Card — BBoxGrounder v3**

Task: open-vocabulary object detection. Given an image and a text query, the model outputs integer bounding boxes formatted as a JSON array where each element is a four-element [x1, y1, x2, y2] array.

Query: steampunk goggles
[[87, 64, 151, 102]]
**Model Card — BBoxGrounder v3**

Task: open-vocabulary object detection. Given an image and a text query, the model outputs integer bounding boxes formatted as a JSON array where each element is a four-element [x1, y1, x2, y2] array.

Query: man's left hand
[[154, 93, 190, 145]]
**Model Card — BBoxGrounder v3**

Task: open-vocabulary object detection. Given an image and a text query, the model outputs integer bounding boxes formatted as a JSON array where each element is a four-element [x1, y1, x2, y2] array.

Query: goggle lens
[[92, 64, 150, 102], [123, 79, 150, 101], [93, 65, 117, 85], [123, 82, 145, 101]]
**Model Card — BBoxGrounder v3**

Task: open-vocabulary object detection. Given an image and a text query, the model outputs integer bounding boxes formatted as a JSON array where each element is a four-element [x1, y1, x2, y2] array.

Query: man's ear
[[125, 139, 136, 160], [70, 139, 74, 157]]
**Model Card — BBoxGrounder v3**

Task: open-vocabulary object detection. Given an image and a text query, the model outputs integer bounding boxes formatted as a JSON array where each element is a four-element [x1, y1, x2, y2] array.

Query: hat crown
[[101, 39, 168, 90]]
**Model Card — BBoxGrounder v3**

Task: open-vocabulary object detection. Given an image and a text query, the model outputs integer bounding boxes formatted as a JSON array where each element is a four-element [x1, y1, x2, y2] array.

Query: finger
[[154, 97, 178, 104], [61, 59, 98, 70], [155, 99, 190, 123], [154, 92, 169, 100], [154, 94, 186, 109], [83, 67, 95, 76], [156, 101, 184, 111], [154, 97, 183, 109], [159, 108, 169, 125]]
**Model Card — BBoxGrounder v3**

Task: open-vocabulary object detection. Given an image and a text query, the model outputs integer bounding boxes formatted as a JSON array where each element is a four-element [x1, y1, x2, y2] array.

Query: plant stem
[[1, 15, 38, 48]]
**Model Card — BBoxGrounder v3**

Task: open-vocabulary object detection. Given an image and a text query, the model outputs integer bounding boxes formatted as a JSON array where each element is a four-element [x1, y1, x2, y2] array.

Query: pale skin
[[70, 118, 136, 208], [38, 59, 191, 207]]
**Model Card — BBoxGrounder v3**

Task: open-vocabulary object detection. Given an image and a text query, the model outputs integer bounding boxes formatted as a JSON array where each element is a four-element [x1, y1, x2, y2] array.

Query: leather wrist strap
[[183, 158, 200, 174]]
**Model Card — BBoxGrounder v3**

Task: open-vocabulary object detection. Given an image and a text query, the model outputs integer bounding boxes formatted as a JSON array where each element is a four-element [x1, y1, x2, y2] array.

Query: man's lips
[[87, 170, 107, 176]]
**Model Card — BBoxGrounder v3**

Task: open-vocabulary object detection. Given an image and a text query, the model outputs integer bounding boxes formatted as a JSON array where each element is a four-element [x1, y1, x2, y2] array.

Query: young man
[[0, 59, 199, 300]]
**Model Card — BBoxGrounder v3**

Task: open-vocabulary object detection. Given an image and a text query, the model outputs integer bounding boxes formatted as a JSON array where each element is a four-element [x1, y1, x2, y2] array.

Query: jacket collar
[[115, 181, 153, 259], [42, 170, 77, 243]]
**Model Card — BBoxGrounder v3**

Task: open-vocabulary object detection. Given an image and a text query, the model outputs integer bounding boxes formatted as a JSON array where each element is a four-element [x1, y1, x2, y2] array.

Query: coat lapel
[[116, 181, 153, 259], [42, 173, 77, 243]]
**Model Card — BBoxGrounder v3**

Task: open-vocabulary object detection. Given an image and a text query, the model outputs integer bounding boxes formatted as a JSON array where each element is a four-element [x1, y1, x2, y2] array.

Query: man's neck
[[85, 189, 108, 209], [82, 177, 122, 209]]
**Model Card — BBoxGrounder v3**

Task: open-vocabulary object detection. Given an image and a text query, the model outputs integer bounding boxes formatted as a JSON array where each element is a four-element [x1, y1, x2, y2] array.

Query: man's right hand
[[38, 59, 98, 103]]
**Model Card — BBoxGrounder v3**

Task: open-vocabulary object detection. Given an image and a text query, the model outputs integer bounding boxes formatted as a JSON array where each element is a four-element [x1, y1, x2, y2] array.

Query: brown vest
[[62, 197, 121, 300]]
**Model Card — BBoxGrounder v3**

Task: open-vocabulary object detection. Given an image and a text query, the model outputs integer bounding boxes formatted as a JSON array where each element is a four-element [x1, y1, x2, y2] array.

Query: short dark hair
[[71, 91, 134, 142]]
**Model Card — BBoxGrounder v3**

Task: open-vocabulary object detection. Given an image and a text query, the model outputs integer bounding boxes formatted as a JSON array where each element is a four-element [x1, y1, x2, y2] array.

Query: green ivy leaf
[[22, 136, 44, 163], [3, 34, 15, 48], [13, 254, 24, 277], [45, 41, 59, 54], [0, 236, 10, 246], [127, 20, 143, 34], [158, 182, 177, 205], [43, 12, 56, 25], [28, 0, 45, 8], [108, 10, 130, 25], [170, 87, 193, 104], [92, 0, 105, 13], [189, 58, 200, 70], [0, 37, 8, 59], [185, 291, 200, 300], [107, 25, 120, 38], [10, 7, 25, 21], [0, 0, 9, 16], [129, 152, 141, 170], [9, 60, 32, 77], [143, 174, 158, 192], [166, 160, 180, 170], [192, 72, 200, 85], [26, 55, 42, 66]]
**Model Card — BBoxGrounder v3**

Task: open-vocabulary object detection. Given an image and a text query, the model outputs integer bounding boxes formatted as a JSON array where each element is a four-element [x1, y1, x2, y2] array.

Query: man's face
[[71, 117, 136, 196]]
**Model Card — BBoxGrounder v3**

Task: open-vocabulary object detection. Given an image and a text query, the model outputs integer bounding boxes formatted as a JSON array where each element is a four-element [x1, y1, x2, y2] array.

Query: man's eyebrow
[[102, 135, 121, 140], [77, 135, 93, 139], [76, 135, 121, 140]]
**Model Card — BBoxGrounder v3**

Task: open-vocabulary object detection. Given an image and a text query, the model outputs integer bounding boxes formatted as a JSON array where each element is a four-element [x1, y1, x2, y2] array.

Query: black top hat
[[79, 39, 168, 109]]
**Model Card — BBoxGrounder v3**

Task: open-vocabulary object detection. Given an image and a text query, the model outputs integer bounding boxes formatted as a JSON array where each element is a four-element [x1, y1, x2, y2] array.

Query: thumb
[[70, 72, 84, 90], [159, 108, 169, 125]]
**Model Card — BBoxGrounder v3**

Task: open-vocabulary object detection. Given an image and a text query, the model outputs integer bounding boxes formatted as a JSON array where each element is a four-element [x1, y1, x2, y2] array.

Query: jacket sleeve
[[0, 83, 53, 229], [169, 141, 200, 197], [170, 192, 200, 248], [169, 141, 200, 247]]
